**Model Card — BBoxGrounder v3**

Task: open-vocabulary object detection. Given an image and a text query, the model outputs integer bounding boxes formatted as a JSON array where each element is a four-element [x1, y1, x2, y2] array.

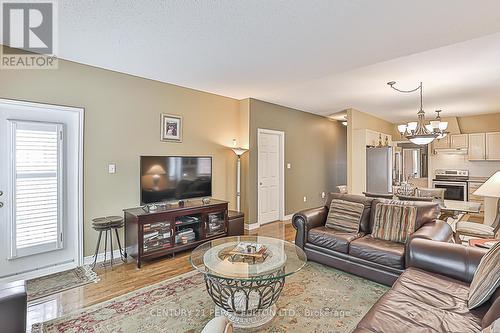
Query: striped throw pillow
[[468, 242, 500, 309], [325, 199, 364, 233], [371, 203, 417, 243]]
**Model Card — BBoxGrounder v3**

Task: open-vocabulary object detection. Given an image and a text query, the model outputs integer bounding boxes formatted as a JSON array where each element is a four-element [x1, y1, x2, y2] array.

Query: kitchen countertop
[[467, 177, 489, 183], [441, 200, 482, 213]]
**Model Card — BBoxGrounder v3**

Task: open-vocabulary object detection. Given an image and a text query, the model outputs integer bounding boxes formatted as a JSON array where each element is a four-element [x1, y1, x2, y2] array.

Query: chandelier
[[388, 81, 449, 145]]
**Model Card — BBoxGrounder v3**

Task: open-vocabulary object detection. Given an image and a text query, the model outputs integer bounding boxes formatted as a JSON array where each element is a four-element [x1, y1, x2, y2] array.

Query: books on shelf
[[143, 221, 170, 232], [144, 241, 172, 252], [175, 228, 196, 244], [175, 216, 200, 225], [144, 230, 171, 241]]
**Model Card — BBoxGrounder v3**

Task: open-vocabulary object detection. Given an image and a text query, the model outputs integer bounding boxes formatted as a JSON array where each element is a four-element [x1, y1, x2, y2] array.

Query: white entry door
[[0, 99, 83, 280], [257, 129, 284, 225]]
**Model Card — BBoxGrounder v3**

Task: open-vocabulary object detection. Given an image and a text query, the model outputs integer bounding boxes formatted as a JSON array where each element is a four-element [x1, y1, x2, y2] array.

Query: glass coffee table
[[190, 236, 307, 328]]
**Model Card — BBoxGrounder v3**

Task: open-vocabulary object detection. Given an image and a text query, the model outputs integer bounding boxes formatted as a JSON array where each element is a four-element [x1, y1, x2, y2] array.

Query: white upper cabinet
[[486, 132, 500, 160], [432, 134, 468, 150], [365, 130, 380, 146], [450, 134, 468, 149], [468, 133, 486, 160], [433, 135, 450, 149], [365, 129, 391, 147], [465, 132, 500, 161]]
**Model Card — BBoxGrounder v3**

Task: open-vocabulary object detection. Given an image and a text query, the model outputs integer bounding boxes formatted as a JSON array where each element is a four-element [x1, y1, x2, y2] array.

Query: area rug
[[27, 266, 100, 302], [32, 262, 388, 333]]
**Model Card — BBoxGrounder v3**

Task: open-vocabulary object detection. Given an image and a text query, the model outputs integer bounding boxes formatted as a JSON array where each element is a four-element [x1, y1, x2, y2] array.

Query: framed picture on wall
[[160, 113, 182, 142]]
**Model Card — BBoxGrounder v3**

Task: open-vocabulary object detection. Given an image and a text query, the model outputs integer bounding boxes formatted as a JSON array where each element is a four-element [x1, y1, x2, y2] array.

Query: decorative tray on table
[[221, 242, 269, 264]]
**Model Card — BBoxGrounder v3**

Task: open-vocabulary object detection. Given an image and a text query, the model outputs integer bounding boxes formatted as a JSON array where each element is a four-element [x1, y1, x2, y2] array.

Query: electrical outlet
[[303, 196, 307, 202], [287, 163, 291, 169], [321, 192, 325, 199], [108, 163, 116, 174]]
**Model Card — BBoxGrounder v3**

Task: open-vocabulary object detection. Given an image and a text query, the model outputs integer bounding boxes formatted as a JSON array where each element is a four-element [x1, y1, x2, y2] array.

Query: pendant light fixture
[[431, 110, 449, 139], [388, 81, 448, 145]]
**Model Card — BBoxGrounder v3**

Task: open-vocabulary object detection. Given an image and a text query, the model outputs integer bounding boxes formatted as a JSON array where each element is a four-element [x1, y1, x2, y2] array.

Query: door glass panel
[[12, 121, 62, 257]]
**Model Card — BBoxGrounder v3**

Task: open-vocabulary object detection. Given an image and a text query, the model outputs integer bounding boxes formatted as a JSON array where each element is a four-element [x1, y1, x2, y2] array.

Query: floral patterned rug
[[32, 262, 387, 333], [27, 266, 99, 302]]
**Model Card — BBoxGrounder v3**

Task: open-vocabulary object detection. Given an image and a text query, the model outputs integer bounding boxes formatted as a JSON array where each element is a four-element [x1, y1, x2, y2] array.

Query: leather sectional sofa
[[292, 193, 453, 285], [353, 238, 499, 332]]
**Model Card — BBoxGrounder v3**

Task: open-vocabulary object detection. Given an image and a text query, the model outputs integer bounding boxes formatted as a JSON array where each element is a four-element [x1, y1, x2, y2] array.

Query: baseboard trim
[[0, 261, 77, 284], [244, 223, 260, 231], [282, 214, 293, 221], [83, 249, 122, 266]]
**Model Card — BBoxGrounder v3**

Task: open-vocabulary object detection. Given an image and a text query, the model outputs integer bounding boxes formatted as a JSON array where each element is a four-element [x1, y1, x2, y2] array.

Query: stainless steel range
[[432, 169, 469, 201]]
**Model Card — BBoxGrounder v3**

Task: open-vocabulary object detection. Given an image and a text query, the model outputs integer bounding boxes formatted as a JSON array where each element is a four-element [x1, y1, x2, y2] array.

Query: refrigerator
[[366, 147, 393, 194]]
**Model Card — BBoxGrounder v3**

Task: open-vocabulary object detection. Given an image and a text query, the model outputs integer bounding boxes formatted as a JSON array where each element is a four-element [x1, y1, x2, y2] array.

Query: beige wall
[[349, 108, 396, 135], [246, 99, 346, 224], [347, 108, 395, 193], [456, 113, 500, 133], [0, 58, 241, 256]]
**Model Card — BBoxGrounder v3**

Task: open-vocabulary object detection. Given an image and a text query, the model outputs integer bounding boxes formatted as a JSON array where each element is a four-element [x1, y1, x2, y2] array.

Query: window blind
[[14, 122, 62, 253]]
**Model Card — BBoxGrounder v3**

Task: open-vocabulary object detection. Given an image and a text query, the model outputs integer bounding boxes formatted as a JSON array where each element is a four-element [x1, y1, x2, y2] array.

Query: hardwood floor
[[27, 220, 296, 331]]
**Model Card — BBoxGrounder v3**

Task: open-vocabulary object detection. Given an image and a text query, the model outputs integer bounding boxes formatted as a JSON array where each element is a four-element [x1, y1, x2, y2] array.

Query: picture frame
[[160, 113, 182, 142]]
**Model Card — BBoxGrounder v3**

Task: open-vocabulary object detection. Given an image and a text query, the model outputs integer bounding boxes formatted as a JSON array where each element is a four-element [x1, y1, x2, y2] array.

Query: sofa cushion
[[308, 227, 363, 253], [369, 198, 440, 232], [355, 268, 485, 333], [371, 202, 417, 243], [325, 199, 364, 232], [469, 242, 500, 309], [326, 193, 374, 233], [349, 235, 405, 269]]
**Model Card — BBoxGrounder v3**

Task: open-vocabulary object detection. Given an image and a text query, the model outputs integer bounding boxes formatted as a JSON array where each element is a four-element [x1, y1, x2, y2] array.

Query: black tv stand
[[124, 199, 228, 268]]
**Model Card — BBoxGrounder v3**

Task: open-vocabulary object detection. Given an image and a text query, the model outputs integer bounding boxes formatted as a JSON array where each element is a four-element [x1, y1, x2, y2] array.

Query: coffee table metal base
[[203, 268, 285, 328], [215, 304, 277, 328]]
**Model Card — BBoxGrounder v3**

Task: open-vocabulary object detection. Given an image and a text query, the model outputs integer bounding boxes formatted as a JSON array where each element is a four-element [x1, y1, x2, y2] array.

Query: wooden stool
[[91, 216, 125, 268]]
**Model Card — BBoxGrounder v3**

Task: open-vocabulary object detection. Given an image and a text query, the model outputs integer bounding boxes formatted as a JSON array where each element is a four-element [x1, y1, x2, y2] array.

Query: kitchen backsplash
[[430, 154, 499, 178]]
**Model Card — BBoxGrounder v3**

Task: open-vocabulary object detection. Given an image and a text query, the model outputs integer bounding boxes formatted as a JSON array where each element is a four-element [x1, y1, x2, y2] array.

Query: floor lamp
[[231, 147, 248, 212]]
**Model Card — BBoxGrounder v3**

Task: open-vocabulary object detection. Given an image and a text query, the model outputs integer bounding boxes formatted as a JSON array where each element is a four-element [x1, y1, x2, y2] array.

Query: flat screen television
[[140, 156, 212, 204]]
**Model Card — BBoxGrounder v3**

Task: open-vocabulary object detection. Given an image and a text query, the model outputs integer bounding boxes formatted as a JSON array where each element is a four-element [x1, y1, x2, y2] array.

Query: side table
[[227, 210, 244, 236]]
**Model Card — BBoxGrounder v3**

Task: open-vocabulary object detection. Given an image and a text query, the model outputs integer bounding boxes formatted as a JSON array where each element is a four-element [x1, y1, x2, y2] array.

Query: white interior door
[[258, 129, 283, 225], [0, 99, 83, 280]]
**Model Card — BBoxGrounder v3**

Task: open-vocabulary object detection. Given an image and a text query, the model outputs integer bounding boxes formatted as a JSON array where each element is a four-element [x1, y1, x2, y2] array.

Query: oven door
[[433, 181, 467, 201]]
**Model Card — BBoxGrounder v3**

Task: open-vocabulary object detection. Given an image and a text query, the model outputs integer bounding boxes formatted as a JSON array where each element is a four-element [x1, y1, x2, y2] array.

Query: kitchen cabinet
[[365, 129, 391, 147], [450, 134, 468, 149], [432, 134, 467, 150], [486, 132, 500, 160], [366, 130, 380, 146], [468, 133, 486, 161], [433, 136, 449, 149]]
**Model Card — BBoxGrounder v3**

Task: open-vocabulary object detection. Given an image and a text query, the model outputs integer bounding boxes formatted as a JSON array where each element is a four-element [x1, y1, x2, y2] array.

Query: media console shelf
[[124, 199, 228, 268]]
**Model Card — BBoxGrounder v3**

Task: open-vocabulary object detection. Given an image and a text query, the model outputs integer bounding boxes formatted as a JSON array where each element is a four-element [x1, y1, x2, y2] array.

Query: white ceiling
[[8, 0, 500, 123]]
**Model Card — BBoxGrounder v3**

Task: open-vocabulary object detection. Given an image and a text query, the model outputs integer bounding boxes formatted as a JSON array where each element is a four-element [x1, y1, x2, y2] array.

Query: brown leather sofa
[[353, 238, 499, 332], [292, 193, 452, 285]]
